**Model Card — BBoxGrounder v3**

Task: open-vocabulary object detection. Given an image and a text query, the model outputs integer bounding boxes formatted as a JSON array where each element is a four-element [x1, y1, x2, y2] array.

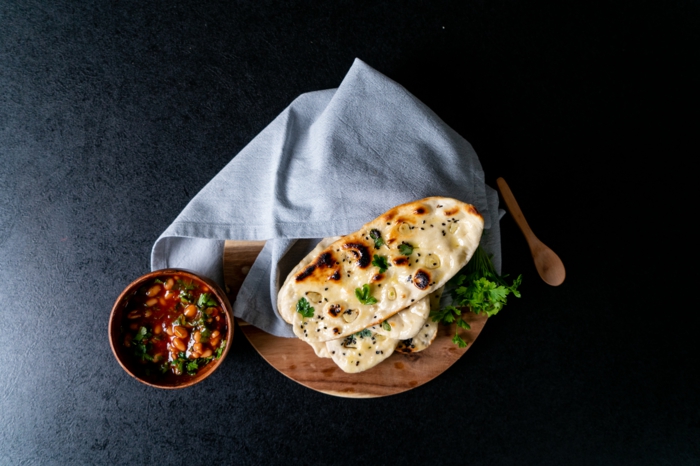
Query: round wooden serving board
[[223, 240, 487, 398]]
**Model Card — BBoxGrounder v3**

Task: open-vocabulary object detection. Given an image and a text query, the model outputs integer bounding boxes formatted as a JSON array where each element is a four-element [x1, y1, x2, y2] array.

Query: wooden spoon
[[496, 177, 566, 286]]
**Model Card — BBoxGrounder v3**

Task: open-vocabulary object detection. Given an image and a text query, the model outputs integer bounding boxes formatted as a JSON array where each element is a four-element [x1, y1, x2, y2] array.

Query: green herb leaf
[[296, 297, 314, 318], [431, 245, 522, 346], [171, 358, 185, 375], [191, 312, 210, 330], [197, 292, 217, 309], [186, 360, 199, 375], [130, 326, 154, 362], [355, 284, 378, 305], [431, 305, 461, 324], [176, 279, 196, 291], [215, 340, 227, 359], [398, 242, 414, 256], [132, 342, 151, 361], [355, 329, 372, 338], [369, 229, 384, 249], [457, 318, 471, 330], [381, 320, 391, 331], [179, 289, 194, 303], [133, 326, 148, 342], [371, 254, 389, 273], [452, 334, 468, 348]]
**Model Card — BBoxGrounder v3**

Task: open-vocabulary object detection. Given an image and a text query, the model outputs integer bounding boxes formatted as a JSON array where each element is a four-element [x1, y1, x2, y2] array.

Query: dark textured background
[[1, 0, 698, 464]]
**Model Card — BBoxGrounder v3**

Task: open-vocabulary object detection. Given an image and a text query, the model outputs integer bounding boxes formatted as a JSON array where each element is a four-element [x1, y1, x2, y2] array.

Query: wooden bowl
[[109, 269, 234, 389]]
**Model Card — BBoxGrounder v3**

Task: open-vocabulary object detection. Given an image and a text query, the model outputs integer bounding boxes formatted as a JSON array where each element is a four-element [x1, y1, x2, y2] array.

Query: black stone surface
[[1, 0, 698, 464]]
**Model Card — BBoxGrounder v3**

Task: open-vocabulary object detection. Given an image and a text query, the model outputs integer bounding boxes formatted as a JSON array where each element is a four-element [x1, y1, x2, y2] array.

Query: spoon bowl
[[496, 177, 566, 286], [530, 236, 566, 286]]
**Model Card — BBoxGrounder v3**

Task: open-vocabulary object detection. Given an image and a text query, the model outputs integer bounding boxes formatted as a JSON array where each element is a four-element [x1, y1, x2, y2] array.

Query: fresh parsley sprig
[[430, 306, 473, 347], [398, 242, 413, 256], [369, 229, 384, 249], [372, 254, 389, 273], [296, 297, 314, 318], [431, 245, 522, 347], [131, 326, 154, 361], [355, 284, 378, 305], [197, 292, 217, 309], [215, 340, 227, 359], [176, 279, 196, 291]]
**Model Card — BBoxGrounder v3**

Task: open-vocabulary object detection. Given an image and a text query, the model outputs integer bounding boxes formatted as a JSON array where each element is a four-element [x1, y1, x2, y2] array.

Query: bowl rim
[[109, 268, 234, 389]]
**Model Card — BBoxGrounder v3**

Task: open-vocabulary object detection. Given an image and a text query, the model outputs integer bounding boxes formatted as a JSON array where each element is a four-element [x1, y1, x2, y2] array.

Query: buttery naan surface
[[278, 236, 341, 325], [305, 296, 435, 372], [395, 321, 438, 353], [327, 294, 436, 373], [278, 197, 484, 343], [325, 329, 399, 373], [367, 296, 430, 340], [395, 286, 443, 354], [287, 236, 430, 364]]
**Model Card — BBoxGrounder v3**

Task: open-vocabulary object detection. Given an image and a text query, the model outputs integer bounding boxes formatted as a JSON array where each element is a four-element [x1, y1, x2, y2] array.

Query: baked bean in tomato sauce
[[120, 274, 228, 382]]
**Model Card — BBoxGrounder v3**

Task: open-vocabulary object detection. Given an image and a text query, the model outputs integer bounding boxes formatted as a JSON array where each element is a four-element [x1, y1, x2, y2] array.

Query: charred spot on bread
[[295, 264, 316, 281], [329, 269, 341, 281], [392, 257, 409, 266], [295, 252, 336, 282], [327, 304, 342, 318], [413, 269, 431, 290], [342, 242, 371, 268], [317, 252, 335, 268], [397, 338, 414, 352], [382, 210, 397, 222], [465, 204, 482, 218]]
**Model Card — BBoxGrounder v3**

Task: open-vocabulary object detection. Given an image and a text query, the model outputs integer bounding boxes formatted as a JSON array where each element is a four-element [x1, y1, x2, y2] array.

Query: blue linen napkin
[[151, 58, 504, 338]]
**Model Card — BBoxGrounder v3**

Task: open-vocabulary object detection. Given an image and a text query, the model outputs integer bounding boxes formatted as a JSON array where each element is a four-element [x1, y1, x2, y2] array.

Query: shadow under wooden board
[[223, 239, 487, 398]]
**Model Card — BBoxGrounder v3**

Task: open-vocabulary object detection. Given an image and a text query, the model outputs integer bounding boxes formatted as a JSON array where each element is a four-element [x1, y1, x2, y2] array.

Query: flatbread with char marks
[[284, 237, 436, 373], [278, 197, 483, 344]]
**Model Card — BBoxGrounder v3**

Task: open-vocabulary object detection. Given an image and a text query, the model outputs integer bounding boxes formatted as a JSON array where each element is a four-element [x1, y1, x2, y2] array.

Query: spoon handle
[[496, 177, 566, 286], [496, 177, 538, 243]]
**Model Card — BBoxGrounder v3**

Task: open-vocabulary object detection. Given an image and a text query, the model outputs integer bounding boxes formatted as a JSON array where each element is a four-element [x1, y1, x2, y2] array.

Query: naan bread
[[278, 237, 341, 325], [395, 321, 438, 353], [325, 294, 435, 373], [395, 286, 443, 354], [325, 330, 398, 373], [278, 197, 483, 343], [306, 295, 438, 372], [283, 237, 436, 372], [367, 296, 430, 340]]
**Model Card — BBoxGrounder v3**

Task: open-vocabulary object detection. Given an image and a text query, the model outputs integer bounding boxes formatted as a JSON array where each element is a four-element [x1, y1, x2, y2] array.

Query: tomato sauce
[[119, 274, 228, 383]]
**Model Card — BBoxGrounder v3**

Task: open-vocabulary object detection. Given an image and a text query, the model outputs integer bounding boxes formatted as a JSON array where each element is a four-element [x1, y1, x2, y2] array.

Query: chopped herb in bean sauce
[[120, 274, 228, 382]]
